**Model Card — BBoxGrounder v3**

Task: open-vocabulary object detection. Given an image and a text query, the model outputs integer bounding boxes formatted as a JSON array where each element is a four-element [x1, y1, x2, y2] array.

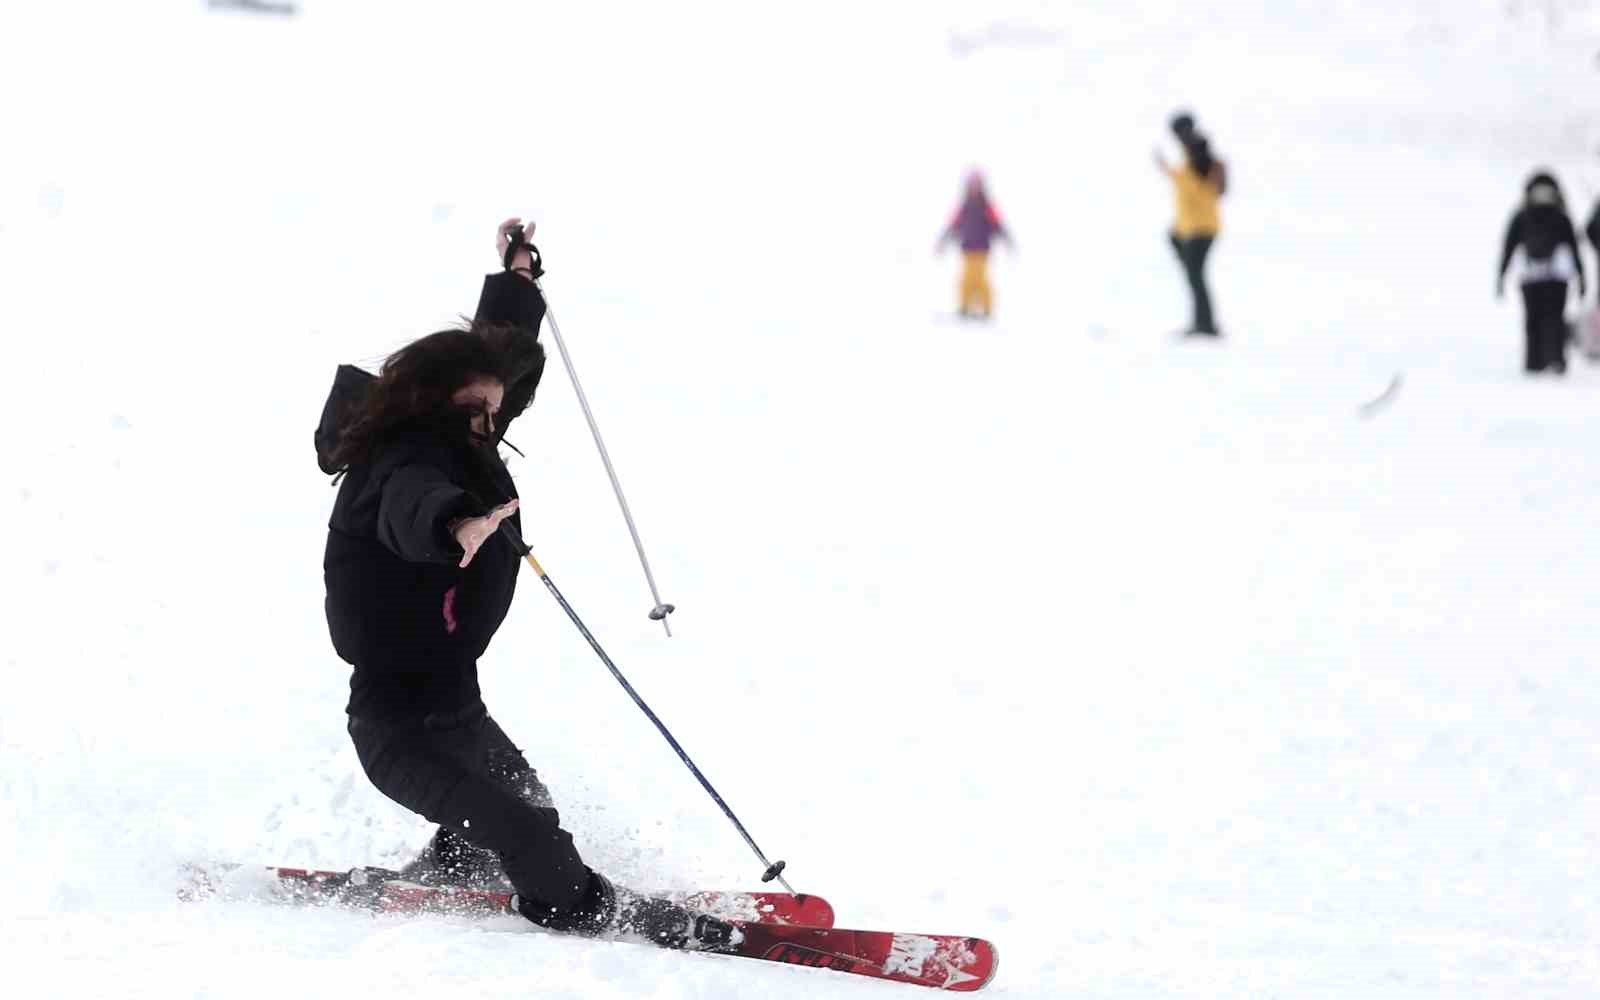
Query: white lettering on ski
[[884, 934, 938, 976]]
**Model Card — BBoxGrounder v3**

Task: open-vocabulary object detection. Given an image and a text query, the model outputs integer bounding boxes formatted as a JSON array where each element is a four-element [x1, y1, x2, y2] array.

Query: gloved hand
[[497, 217, 538, 277]]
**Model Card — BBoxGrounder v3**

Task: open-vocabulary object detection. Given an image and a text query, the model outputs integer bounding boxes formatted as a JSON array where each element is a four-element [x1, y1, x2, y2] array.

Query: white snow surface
[[5, 1, 1600, 996]]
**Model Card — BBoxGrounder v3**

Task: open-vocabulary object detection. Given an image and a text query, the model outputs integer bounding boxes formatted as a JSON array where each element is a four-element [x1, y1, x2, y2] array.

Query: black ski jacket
[[1500, 204, 1585, 289], [322, 272, 547, 720]]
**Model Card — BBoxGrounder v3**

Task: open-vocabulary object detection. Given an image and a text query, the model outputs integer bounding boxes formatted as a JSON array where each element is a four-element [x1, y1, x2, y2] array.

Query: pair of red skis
[[181, 864, 998, 992]]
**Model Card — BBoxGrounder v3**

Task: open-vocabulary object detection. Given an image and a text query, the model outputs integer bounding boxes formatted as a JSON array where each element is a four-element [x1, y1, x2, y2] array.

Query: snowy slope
[[5, 0, 1600, 996]]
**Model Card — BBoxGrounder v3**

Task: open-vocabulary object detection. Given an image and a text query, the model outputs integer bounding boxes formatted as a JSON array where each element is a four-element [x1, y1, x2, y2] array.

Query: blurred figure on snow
[[1155, 111, 1227, 337], [1580, 195, 1600, 359], [1588, 192, 1600, 270], [1498, 170, 1585, 374], [936, 170, 1012, 320]]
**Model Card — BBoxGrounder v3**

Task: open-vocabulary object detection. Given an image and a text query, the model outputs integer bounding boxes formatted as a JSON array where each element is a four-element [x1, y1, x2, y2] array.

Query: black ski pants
[[1169, 233, 1217, 334], [1520, 280, 1569, 373], [347, 701, 591, 912]]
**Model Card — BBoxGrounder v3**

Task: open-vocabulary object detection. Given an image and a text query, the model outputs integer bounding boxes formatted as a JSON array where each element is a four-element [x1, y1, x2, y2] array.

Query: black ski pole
[[496, 519, 795, 895]]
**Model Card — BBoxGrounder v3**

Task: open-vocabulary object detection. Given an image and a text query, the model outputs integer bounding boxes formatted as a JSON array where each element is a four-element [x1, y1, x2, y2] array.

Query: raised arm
[[476, 218, 550, 439]]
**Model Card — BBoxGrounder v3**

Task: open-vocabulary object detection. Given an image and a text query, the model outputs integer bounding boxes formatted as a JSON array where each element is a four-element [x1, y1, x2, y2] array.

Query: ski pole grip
[[496, 519, 532, 556], [503, 226, 545, 279], [761, 860, 786, 883]]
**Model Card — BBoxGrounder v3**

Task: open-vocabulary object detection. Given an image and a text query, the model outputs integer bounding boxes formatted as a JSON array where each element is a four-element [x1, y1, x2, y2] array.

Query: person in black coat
[[315, 219, 737, 951], [1499, 171, 1586, 374], [1587, 197, 1600, 297]]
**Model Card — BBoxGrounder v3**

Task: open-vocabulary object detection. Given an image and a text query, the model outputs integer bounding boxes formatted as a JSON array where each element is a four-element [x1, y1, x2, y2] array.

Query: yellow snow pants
[[959, 251, 992, 317]]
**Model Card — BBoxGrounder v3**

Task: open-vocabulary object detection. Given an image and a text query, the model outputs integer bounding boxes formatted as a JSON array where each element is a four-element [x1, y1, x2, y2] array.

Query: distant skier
[[936, 170, 1012, 320], [1588, 195, 1600, 269], [315, 218, 737, 951], [208, 0, 297, 14], [1582, 197, 1600, 359], [1498, 170, 1585, 374], [1155, 112, 1226, 337]]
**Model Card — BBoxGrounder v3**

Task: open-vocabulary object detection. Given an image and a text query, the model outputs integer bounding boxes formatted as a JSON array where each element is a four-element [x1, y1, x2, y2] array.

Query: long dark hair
[[328, 322, 543, 470], [1184, 136, 1216, 181]]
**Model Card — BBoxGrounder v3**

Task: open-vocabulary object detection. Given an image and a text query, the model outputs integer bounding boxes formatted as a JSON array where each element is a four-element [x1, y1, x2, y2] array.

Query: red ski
[[180, 863, 997, 988], [728, 923, 998, 992], [179, 862, 833, 928], [672, 888, 833, 928]]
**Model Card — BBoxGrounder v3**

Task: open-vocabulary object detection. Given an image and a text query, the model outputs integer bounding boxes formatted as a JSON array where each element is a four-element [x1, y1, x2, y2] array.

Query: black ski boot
[[615, 893, 743, 952], [617, 896, 742, 953], [514, 871, 741, 952], [514, 869, 619, 936]]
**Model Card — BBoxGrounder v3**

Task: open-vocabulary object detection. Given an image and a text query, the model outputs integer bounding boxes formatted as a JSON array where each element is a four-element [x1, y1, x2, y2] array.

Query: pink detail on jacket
[[442, 586, 459, 634]]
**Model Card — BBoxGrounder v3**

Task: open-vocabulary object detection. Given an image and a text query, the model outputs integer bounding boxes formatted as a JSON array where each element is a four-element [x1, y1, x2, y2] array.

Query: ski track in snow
[[4, 0, 1600, 996]]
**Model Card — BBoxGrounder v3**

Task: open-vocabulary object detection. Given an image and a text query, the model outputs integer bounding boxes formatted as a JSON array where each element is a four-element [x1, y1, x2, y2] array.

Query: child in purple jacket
[[937, 171, 1013, 319]]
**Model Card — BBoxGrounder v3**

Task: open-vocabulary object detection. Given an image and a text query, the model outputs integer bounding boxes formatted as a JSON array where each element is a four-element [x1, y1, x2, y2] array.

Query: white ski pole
[[512, 227, 676, 635]]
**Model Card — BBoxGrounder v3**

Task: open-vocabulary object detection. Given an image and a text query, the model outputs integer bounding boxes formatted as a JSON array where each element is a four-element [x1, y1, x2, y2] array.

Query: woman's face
[[452, 376, 505, 440]]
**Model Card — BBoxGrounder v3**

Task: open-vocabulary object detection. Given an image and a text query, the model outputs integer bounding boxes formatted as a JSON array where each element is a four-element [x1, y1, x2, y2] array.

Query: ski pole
[[496, 518, 796, 895], [509, 226, 676, 636]]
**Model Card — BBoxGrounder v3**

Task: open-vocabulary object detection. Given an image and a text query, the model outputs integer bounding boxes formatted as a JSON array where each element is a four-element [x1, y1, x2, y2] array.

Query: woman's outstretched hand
[[496, 217, 537, 278], [454, 499, 520, 568]]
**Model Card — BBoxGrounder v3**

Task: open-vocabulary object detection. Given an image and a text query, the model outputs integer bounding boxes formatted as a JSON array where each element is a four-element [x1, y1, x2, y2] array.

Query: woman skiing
[[1498, 170, 1585, 374], [1156, 111, 1226, 337], [316, 218, 736, 951], [936, 170, 1012, 320]]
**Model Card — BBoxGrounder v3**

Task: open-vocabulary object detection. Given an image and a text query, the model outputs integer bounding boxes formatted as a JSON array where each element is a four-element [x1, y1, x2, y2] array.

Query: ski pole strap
[[503, 225, 546, 279], [501, 225, 523, 269]]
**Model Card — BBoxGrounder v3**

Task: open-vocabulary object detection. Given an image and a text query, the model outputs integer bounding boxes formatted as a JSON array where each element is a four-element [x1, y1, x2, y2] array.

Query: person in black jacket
[[1499, 171, 1586, 374], [1587, 197, 1600, 296], [316, 219, 738, 952]]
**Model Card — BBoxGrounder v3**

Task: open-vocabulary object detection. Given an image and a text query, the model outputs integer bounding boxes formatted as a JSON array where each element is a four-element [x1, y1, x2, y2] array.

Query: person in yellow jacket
[[1155, 112, 1226, 336]]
